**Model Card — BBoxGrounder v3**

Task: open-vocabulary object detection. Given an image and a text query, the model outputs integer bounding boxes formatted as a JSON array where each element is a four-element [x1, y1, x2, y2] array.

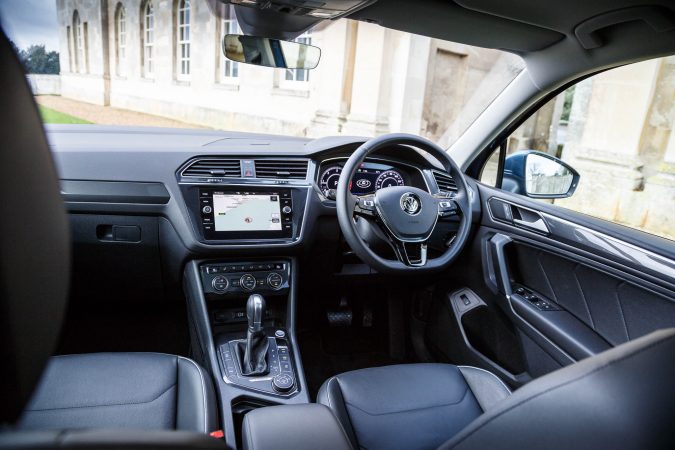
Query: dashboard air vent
[[432, 170, 458, 193], [255, 159, 309, 180], [182, 159, 242, 178]]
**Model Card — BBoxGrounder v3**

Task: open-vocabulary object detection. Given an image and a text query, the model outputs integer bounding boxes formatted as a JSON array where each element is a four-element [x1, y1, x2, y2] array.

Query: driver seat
[[318, 328, 675, 450]]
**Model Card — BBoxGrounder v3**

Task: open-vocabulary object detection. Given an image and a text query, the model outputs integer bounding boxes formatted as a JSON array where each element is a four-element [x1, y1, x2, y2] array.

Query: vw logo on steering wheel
[[400, 192, 422, 216]]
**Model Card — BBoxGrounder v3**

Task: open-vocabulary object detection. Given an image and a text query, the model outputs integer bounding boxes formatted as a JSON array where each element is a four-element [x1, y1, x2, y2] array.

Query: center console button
[[202, 205, 213, 214], [282, 205, 292, 214], [274, 329, 286, 339], [240, 274, 256, 291]]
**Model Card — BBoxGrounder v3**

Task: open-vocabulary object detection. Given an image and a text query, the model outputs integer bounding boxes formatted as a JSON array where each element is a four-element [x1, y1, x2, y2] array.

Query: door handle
[[513, 217, 549, 233], [512, 207, 550, 234]]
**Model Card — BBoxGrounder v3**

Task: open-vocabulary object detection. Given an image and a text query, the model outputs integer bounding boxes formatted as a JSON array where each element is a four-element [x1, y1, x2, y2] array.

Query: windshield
[[0, 0, 524, 146]]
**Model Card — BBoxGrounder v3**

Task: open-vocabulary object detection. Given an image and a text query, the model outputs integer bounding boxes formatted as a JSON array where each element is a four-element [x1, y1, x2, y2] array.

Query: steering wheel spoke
[[390, 239, 428, 267]]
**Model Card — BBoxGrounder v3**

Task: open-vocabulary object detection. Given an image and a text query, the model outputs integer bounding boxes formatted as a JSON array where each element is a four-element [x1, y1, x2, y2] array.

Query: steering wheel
[[336, 133, 473, 273]]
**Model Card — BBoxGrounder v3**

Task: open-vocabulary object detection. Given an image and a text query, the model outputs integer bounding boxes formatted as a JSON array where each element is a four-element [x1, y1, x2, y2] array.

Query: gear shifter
[[237, 294, 269, 376]]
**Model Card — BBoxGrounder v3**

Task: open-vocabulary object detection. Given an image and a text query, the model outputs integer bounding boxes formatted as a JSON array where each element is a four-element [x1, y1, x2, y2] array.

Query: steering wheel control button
[[211, 276, 229, 293], [240, 274, 257, 291], [267, 272, 283, 290], [275, 329, 286, 339], [438, 200, 458, 217], [272, 374, 295, 393], [202, 205, 213, 215]]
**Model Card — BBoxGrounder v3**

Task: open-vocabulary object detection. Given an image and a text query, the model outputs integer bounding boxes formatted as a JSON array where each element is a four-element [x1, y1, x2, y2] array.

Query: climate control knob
[[211, 275, 228, 292], [267, 272, 283, 290], [240, 274, 257, 291]]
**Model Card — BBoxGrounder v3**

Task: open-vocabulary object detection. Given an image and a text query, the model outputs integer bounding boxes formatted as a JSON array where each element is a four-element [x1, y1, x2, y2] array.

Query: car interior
[[1, 0, 675, 449]]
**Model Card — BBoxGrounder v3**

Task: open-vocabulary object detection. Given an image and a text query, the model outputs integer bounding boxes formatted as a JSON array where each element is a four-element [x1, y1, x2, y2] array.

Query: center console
[[183, 257, 309, 448]]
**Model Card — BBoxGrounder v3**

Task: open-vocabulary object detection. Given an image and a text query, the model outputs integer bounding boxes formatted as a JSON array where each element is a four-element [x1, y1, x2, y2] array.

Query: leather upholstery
[[0, 26, 70, 424], [317, 364, 510, 450], [18, 353, 218, 433], [440, 328, 675, 450], [241, 404, 352, 450]]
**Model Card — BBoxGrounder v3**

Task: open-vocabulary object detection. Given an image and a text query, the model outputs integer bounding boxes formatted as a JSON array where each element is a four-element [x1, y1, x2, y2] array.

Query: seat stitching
[[448, 335, 675, 448], [178, 356, 208, 433], [457, 366, 511, 394], [24, 383, 176, 412], [344, 386, 471, 416]]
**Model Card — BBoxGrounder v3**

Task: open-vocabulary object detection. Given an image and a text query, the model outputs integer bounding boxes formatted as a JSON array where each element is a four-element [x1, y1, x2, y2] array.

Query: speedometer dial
[[375, 170, 404, 190], [319, 166, 342, 197]]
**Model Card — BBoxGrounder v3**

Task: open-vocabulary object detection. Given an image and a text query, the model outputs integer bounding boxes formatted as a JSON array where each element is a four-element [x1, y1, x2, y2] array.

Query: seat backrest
[[0, 28, 71, 425], [440, 328, 675, 450]]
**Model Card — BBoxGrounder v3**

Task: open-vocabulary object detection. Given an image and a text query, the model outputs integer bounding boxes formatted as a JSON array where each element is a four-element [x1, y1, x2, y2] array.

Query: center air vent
[[181, 158, 242, 178], [255, 159, 308, 180], [432, 170, 458, 193]]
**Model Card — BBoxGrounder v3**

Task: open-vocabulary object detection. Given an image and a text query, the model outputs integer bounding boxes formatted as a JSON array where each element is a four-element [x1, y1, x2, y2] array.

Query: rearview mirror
[[502, 150, 580, 199], [223, 34, 321, 70]]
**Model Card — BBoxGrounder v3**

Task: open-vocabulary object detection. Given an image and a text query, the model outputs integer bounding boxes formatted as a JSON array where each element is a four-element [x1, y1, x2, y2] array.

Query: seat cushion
[[317, 363, 510, 450], [18, 353, 218, 433]]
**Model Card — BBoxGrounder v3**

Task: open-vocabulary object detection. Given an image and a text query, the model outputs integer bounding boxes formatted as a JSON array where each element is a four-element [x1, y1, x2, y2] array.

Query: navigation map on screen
[[213, 193, 282, 231]]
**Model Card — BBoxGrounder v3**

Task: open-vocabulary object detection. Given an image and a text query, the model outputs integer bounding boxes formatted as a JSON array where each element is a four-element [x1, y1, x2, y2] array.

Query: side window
[[481, 56, 675, 241]]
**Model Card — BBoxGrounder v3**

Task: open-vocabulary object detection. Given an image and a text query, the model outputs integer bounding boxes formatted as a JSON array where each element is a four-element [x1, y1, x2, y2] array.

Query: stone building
[[54, 0, 518, 139]]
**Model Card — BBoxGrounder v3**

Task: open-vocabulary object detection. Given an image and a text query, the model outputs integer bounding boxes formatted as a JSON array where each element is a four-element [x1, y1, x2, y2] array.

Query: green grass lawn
[[39, 105, 92, 124]]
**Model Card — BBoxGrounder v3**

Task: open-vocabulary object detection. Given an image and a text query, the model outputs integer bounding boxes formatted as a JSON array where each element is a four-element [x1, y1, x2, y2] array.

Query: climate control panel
[[201, 261, 290, 297]]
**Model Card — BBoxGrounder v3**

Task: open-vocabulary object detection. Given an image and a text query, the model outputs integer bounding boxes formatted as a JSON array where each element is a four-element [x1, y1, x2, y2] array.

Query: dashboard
[[50, 126, 466, 253]]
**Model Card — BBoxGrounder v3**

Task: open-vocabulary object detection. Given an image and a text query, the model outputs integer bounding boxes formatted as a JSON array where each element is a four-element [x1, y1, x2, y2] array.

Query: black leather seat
[[319, 329, 675, 450], [317, 363, 510, 450], [17, 353, 217, 433]]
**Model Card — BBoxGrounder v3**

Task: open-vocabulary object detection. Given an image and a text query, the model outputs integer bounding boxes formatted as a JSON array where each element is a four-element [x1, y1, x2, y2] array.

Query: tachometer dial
[[319, 166, 343, 197], [375, 170, 404, 190]]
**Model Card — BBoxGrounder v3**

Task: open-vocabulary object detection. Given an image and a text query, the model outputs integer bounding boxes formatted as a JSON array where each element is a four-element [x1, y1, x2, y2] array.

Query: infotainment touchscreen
[[197, 188, 293, 240], [212, 193, 282, 232]]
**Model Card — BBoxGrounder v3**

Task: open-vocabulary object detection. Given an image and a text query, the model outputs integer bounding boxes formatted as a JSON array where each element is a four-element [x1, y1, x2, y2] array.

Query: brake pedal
[[326, 297, 353, 327]]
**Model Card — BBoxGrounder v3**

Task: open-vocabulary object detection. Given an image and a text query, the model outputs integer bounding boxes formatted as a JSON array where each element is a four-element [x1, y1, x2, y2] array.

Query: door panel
[[447, 183, 675, 382]]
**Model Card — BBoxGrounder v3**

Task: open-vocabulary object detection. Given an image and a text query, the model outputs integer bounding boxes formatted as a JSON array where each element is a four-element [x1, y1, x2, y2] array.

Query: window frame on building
[[73, 10, 86, 74], [176, 0, 191, 81], [218, 6, 240, 82], [115, 3, 127, 77], [141, 1, 155, 78]]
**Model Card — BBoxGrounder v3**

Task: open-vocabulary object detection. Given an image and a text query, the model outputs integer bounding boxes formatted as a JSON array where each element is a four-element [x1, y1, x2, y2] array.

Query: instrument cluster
[[318, 160, 409, 199]]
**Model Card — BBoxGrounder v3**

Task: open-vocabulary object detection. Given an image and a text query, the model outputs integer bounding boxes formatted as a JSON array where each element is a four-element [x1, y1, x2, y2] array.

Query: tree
[[17, 44, 60, 74]]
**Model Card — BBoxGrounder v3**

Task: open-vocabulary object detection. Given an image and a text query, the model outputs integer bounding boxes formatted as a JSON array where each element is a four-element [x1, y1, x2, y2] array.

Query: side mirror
[[502, 150, 580, 198], [223, 34, 321, 70]]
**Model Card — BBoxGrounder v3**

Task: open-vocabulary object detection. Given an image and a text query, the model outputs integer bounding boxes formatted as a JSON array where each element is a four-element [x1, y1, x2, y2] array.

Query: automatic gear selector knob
[[247, 294, 265, 333]]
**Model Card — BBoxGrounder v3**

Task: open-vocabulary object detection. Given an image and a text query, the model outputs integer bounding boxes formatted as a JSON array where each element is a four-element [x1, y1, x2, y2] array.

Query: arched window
[[142, 1, 154, 77], [220, 5, 240, 80], [176, 0, 191, 79], [115, 4, 126, 76], [73, 10, 85, 73]]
